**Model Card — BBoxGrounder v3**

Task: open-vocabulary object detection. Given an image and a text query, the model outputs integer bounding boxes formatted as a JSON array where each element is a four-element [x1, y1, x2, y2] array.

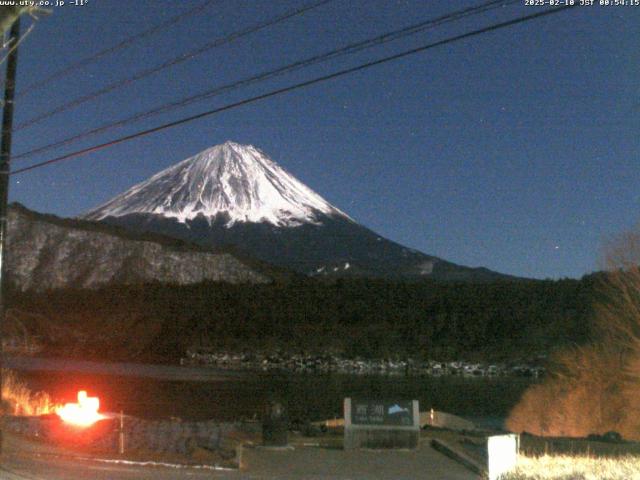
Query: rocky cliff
[[7, 204, 271, 291]]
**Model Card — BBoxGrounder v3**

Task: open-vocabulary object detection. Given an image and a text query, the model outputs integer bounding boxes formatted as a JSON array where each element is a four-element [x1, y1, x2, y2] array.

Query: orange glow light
[[56, 391, 105, 427]]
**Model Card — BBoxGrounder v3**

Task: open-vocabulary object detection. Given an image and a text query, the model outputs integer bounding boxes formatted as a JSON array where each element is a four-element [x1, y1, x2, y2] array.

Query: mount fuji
[[84, 141, 507, 280]]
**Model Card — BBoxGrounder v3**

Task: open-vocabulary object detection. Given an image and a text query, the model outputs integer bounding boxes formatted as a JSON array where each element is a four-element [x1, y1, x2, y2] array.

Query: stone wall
[[3, 414, 252, 462]]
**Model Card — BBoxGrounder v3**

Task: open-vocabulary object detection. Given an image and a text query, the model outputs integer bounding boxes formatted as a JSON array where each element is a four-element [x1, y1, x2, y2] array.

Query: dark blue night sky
[[8, 0, 640, 279]]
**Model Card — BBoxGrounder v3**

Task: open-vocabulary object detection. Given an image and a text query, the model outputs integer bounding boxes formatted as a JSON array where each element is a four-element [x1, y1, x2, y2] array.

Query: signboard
[[344, 398, 419, 449], [350, 400, 415, 427]]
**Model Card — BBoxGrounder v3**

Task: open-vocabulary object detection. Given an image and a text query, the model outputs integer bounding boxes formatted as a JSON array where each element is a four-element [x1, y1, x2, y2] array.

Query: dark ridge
[[97, 210, 522, 282]]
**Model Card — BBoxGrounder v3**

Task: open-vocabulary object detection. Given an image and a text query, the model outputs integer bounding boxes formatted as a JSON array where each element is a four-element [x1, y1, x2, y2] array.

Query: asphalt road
[[0, 440, 479, 479]]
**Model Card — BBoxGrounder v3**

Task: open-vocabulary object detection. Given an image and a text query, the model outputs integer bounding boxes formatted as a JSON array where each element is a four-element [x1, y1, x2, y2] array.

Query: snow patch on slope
[[85, 141, 350, 227]]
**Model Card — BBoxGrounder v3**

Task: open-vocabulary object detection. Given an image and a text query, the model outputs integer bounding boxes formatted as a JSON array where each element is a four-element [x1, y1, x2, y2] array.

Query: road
[[0, 436, 478, 479]]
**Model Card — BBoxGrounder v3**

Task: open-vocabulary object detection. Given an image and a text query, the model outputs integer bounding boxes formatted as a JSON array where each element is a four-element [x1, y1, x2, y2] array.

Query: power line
[[14, 0, 335, 131], [11, 5, 576, 176], [16, 0, 220, 98], [13, 0, 518, 162]]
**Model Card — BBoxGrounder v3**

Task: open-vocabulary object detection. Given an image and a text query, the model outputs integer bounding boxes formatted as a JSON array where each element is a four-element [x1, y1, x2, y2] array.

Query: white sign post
[[487, 434, 519, 480]]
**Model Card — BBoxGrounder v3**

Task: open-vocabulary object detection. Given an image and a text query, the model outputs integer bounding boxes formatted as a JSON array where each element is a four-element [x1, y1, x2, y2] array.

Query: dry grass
[[506, 262, 640, 439], [502, 454, 640, 480], [1, 369, 58, 416]]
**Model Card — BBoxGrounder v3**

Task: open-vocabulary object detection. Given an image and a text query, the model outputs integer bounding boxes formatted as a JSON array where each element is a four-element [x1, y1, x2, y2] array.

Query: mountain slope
[[85, 141, 510, 281], [86, 141, 349, 227], [7, 203, 273, 291]]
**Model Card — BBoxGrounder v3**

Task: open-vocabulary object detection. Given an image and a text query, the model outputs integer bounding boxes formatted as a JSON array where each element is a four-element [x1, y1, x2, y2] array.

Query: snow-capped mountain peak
[[84, 141, 350, 227]]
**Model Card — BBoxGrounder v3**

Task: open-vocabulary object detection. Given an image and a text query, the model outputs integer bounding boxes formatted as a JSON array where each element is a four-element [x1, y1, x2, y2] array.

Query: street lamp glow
[[56, 390, 104, 427]]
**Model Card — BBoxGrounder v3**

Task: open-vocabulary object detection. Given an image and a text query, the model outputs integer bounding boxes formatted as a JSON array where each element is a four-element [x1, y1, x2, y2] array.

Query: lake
[[17, 364, 533, 427]]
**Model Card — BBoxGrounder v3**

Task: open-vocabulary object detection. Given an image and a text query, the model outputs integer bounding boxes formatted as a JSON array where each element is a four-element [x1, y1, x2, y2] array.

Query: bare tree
[[507, 227, 640, 440]]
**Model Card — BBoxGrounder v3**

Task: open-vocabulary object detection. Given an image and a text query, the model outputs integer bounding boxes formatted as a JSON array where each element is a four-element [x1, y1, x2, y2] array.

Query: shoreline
[[182, 350, 546, 378]]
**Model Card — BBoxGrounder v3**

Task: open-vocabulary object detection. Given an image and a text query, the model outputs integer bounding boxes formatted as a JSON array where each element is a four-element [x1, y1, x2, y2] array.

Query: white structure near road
[[487, 433, 519, 480]]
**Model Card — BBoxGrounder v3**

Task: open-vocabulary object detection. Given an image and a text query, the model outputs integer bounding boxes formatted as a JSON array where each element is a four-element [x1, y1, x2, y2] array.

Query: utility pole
[[0, 16, 20, 454]]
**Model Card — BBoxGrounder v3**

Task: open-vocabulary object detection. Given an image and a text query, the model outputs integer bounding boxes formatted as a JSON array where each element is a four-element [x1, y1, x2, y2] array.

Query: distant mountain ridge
[[84, 141, 513, 281]]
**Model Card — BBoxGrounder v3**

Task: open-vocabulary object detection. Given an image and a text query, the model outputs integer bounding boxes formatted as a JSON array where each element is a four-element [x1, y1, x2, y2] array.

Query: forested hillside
[[8, 277, 596, 363]]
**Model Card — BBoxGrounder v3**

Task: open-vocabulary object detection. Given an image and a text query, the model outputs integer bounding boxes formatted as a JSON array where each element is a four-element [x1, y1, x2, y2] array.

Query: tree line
[[8, 276, 599, 363]]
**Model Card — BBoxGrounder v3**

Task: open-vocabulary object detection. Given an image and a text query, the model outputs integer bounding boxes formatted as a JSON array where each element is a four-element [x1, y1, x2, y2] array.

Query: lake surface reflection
[[21, 369, 533, 425]]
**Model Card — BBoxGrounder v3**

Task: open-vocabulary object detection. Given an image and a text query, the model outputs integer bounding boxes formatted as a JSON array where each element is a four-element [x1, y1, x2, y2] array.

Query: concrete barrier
[[430, 438, 484, 475], [420, 409, 476, 431]]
